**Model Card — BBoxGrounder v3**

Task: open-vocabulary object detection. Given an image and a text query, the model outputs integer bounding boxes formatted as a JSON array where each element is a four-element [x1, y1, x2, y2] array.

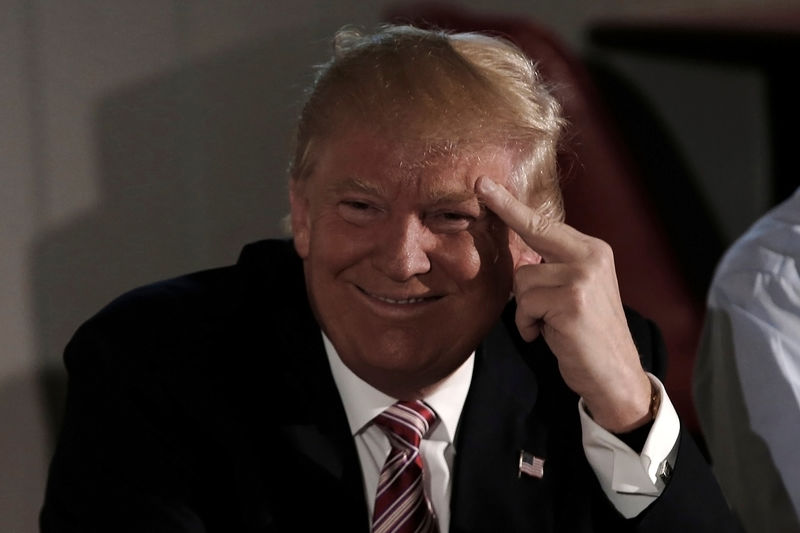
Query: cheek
[[438, 228, 513, 290], [308, 213, 372, 273], [443, 236, 482, 279]]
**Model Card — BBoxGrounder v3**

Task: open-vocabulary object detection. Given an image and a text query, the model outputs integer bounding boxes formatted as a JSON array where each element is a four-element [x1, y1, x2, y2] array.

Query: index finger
[[475, 176, 582, 261]]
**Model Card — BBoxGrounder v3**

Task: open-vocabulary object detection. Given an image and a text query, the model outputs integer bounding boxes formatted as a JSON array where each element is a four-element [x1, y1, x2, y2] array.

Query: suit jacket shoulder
[[41, 239, 369, 532]]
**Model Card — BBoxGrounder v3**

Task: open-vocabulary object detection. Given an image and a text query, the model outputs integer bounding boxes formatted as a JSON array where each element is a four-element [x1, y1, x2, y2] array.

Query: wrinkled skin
[[291, 129, 651, 432]]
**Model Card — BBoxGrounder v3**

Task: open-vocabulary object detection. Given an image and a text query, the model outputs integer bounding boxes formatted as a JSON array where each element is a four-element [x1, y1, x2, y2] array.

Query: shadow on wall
[[0, 373, 50, 531], [31, 31, 321, 444]]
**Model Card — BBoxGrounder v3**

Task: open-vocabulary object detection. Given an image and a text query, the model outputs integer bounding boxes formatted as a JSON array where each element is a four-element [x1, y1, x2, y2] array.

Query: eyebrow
[[328, 177, 388, 197], [327, 176, 483, 209], [427, 189, 479, 206]]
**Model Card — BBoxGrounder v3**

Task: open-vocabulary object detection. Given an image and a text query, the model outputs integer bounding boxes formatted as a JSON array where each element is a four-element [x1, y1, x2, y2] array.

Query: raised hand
[[476, 177, 652, 433]]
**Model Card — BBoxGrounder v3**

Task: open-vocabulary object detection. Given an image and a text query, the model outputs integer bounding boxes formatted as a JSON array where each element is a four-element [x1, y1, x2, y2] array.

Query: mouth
[[357, 287, 443, 306]]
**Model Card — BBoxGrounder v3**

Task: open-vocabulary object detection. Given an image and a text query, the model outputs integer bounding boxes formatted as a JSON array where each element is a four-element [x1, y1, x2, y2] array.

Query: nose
[[373, 215, 433, 281]]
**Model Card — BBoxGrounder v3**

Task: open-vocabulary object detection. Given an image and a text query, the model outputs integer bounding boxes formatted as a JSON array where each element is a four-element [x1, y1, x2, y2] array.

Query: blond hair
[[289, 24, 565, 221]]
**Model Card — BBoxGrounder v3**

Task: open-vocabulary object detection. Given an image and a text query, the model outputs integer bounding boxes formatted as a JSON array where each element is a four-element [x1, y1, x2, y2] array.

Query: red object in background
[[384, 2, 705, 434]]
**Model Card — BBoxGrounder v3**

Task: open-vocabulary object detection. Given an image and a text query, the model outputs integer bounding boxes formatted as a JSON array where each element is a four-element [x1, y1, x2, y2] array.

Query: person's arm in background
[[694, 283, 800, 533], [693, 188, 800, 533]]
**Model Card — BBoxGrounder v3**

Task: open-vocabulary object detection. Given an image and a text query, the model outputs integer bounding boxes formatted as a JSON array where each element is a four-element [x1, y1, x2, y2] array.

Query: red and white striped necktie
[[371, 400, 439, 533]]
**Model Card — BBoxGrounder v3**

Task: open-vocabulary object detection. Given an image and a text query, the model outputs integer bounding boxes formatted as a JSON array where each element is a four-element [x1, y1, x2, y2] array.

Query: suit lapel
[[277, 287, 370, 530], [450, 306, 556, 533]]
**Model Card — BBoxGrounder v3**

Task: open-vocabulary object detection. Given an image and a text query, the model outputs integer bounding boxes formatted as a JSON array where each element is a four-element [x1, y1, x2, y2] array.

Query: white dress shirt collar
[[322, 332, 474, 444]]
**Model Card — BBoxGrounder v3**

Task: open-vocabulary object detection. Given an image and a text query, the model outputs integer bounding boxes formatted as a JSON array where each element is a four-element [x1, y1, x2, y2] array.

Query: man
[[41, 25, 737, 532], [694, 186, 800, 533]]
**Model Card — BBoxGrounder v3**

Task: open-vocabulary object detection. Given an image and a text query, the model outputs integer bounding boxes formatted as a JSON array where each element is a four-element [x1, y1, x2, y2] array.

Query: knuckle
[[533, 214, 552, 235], [500, 194, 517, 215], [522, 215, 538, 236], [565, 283, 587, 310], [586, 237, 614, 268]]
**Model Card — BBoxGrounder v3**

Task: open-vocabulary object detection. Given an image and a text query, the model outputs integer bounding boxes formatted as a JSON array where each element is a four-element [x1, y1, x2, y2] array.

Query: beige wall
[[0, 0, 791, 530]]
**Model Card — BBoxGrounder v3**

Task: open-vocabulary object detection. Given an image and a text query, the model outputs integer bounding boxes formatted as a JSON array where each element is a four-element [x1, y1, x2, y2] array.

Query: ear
[[509, 232, 541, 269], [289, 179, 311, 259]]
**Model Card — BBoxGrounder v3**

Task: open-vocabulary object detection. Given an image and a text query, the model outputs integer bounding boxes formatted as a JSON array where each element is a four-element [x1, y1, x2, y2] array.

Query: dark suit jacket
[[41, 239, 738, 532]]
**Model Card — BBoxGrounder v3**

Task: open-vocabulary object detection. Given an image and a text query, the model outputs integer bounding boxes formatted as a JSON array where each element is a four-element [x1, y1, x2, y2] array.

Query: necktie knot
[[371, 400, 440, 533], [373, 400, 437, 451]]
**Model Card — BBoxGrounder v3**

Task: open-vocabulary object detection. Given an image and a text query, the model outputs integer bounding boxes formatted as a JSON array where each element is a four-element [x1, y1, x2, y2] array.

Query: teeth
[[372, 294, 426, 305]]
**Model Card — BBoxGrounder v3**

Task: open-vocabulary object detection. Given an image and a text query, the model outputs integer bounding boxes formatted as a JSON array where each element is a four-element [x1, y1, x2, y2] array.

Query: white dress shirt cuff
[[579, 373, 680, 518]]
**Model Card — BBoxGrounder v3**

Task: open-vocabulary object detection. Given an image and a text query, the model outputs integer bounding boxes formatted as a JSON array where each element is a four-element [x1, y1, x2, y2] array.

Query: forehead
[[310, 128, 517, 198]]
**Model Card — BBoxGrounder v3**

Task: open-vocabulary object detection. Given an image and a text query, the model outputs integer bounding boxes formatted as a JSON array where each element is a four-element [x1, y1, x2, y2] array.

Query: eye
[[338, 200, 382, 225], [342, 200, 371, 211], [441, 212, 474, 221], [428, 211, 477, 233]]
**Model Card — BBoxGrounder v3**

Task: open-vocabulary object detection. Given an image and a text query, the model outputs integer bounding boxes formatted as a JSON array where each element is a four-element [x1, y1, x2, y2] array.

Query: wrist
[[584, 372, 654, 433]]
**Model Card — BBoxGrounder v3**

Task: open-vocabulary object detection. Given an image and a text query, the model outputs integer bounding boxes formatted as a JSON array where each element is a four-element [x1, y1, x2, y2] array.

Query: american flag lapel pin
[[518, 450, 545, 479]]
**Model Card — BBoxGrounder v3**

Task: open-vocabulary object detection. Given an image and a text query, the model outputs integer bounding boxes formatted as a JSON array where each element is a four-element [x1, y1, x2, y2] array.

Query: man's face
[[290, 129, 524, 398]]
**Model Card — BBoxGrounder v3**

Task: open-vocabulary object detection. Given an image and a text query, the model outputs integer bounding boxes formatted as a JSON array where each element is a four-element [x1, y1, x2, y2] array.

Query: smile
[[358, 287, 441, 305], [372, 294, 428, 305]]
